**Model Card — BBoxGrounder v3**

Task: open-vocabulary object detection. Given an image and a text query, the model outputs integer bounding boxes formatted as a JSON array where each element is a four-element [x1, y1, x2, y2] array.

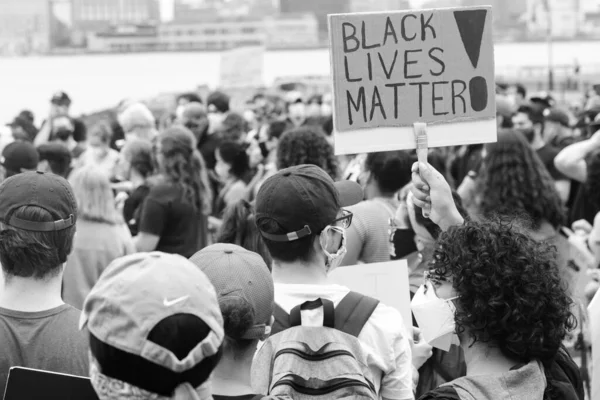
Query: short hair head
[[364, 151, 413, 194], [277, 127, 339, 180]]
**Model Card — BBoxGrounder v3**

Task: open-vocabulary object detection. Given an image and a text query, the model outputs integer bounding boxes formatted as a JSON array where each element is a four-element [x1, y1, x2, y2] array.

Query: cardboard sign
[[3, 367, 99, 400], [589, 290, 600, 400], [329, 260, 411, 331], [328, 7, 497, 155], [219, 46, 265, 89]]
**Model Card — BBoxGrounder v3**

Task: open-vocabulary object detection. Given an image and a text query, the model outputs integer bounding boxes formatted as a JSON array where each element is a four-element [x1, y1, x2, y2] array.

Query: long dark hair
[[157, 126, 212, 215], [476, 129, 565, 229]]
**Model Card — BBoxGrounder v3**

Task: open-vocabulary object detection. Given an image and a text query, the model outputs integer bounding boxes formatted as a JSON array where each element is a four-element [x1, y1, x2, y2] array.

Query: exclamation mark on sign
[[453, 9, 488, 112]]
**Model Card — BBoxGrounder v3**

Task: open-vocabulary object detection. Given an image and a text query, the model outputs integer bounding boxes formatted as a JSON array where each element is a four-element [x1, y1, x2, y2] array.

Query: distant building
[[72, 0, 160, 33], [350, 0, 410, 12], [526, 0, 583, 38], [87, 13, 319, 52], [264, 14, 319, 48], [280, 0, 349, 34], [173, 0, 278, 22], [0, 0, 50, 54]]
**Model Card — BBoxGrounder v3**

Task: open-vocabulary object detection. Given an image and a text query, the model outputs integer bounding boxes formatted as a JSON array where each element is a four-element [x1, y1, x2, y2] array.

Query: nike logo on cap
[[163, 295, 189, 307]]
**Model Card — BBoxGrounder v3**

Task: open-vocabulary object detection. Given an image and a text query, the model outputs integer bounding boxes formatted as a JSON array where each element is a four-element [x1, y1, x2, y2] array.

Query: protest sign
[[3, 367, 98, 400], [328, 7, 497, 155], [329, 260, 411, 330], [219, 46, 265, 89], [589, 290, 600, 400]]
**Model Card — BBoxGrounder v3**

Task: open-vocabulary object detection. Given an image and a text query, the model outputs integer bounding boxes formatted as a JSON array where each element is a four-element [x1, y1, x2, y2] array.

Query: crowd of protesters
[[0, 79, 597, 400]]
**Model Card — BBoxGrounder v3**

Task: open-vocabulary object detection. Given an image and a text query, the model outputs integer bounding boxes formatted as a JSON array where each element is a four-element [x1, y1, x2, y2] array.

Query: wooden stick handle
[[413, 122, 430, 218]]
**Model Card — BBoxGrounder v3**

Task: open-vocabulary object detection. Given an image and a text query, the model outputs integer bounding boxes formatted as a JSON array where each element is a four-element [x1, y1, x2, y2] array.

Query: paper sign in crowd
[[328, 6, 497, 155], [329, 260, 412, 332], [219, 46, 265, 89]]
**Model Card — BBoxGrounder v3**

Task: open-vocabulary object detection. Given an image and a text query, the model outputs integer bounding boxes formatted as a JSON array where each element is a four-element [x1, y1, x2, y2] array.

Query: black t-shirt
[[123, 184, 151, 236], [569, 183, 600, 225], [138, 181, 208, 257], [537, 144, 567, 181]]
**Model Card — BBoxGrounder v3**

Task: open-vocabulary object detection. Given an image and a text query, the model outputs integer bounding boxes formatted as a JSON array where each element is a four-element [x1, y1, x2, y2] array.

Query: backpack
[[252, 292, 380, 399]]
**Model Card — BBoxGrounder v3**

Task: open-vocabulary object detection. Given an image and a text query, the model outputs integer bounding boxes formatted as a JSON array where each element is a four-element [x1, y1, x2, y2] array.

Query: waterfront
[[1, 40, 599, 129]]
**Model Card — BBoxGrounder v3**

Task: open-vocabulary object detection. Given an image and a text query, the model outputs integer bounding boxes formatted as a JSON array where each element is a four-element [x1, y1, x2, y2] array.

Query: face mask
[[55, 128, 73, 141], [306, 103, 321, 118], [89, 146, 107, 160], [208, 113, 225, 134], [393, 229, 418, 259], [289, 103, 306, 121], [243, 109, 256, 124], [175, 105, 185, 120], [516, 127, 535, 143], [411, 281, 459, 351], [259, 141, 269, 159], [215, 161, 230, 181], [320, 225, 347, 273]]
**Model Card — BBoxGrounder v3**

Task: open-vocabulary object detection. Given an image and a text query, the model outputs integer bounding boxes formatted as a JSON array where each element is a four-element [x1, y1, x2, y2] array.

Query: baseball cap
[[543, 107, 570, 127], [182, 102, 207, 120], [190, 243, 274, 340], [0, 170, 76, 231], [207, 91, 230, 113], [51, 91, 71, 106], [81, 252, 224, 373], [6, 116, 28, 129], [255, 164, 363, 242], [1, 141, 39, 176]]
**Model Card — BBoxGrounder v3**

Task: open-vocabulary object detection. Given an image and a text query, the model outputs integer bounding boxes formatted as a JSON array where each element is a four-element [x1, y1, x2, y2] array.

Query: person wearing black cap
[[34, 91, 87, 146], [6, 115, 38, 142], [0, 141, 39, 180], [254, 165, 414, 400], [0, 171, 88, 391]]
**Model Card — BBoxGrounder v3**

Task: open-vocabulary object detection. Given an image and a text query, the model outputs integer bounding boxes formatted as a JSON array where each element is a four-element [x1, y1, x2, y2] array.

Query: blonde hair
[[118, 102, 156, 134], [69, 166, 123, 225]]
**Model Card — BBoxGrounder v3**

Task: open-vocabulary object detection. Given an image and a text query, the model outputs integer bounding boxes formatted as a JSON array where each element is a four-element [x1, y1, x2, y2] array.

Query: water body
[[0, 40, 597, 129]]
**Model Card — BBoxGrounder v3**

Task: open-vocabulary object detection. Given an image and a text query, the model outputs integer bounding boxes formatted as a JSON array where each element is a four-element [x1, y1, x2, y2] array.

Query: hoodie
[[418, 348, 584, 400]]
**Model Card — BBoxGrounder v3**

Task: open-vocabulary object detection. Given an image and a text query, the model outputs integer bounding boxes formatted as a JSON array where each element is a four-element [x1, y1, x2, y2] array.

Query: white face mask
[[208, 113, 225, 134], [411, 281, 459, 352], [320, 225, 347, 273], [321, 103, 333, 117]]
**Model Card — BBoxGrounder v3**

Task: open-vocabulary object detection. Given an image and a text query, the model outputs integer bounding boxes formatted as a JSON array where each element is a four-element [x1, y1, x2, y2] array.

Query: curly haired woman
[[276, 127, 339, 180], [135, 126, 213, 257], [410, 162, 583, 400]]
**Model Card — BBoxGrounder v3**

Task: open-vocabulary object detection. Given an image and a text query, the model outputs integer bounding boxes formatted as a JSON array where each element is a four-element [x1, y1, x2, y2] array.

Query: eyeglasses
[[331, 209, 353, 229]]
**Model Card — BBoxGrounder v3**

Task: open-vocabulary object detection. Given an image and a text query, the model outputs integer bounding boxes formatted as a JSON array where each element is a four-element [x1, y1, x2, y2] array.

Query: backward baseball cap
[[189, 243, 274, 340], [255, 164, 363, 242], [0, 171, 76, 231], [80, 252, 224, 373]]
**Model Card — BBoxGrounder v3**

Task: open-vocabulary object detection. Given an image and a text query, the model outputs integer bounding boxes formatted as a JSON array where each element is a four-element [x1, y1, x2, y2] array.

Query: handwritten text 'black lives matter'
[[341, 13, 489, 126]]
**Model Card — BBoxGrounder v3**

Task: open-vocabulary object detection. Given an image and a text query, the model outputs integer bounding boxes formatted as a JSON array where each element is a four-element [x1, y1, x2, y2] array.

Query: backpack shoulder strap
[[334, 291, 380, 337], [271, 303, 290, 336]]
